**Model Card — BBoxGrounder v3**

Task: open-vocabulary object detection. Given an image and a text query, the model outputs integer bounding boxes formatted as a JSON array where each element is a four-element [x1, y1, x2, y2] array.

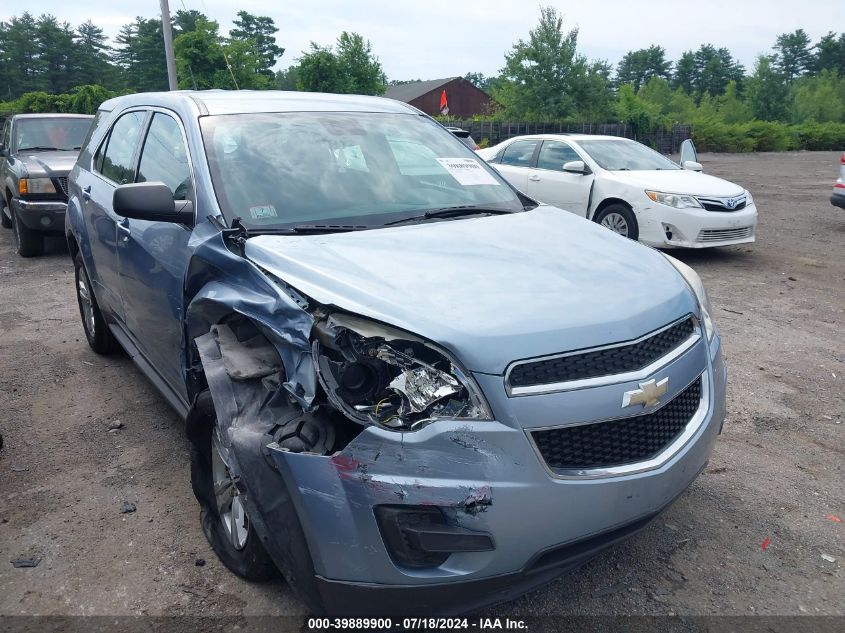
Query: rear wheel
[[594, 203, 639, 241], [12, 208, 43, 257], [74, 253, 117, 354]]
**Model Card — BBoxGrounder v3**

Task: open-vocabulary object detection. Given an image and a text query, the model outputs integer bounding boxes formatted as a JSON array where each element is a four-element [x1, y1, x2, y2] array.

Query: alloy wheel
[[77, 276, 96, 337]]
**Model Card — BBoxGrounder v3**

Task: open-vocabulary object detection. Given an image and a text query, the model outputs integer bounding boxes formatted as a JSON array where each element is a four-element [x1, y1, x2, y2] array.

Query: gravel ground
[[0, 151, 842, 622]]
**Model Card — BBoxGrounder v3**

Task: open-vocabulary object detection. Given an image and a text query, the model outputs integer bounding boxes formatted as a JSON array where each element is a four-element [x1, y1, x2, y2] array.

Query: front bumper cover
[[11, 197, 67, 231], [831, 189, 845, 209], [635, 201, 758, 248]]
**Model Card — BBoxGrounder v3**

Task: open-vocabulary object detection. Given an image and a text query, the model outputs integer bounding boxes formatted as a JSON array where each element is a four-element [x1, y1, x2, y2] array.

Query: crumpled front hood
[[245, 207, 697, 374], [20, 150, 78, 178], [608, 169, 744, 197]]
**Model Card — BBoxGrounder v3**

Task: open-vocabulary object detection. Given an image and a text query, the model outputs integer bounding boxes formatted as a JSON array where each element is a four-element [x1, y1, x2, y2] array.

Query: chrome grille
[[507, 316, 696, 392], [696, 194, 747, 212], [697, 227, 754, 242], [531, 376, 703, 472]]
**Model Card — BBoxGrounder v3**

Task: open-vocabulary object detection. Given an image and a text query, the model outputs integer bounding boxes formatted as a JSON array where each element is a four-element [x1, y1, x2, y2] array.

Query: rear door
[[117, 111, 194, 400], [83, 109, 148, 323], [524, 140, 593, 216], [490, 139, 540, 193]]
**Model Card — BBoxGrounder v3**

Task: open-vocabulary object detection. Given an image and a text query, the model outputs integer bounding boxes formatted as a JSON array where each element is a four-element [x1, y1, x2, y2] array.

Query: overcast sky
[[5, 0, 844, 79]]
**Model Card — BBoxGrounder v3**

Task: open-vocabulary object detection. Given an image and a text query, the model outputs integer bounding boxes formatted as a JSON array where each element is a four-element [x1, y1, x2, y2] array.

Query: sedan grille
[[531, 376, 702, 472], [697, 227, 754, 242], [696, 194, 746, 212], [507, 317, 695, 390]]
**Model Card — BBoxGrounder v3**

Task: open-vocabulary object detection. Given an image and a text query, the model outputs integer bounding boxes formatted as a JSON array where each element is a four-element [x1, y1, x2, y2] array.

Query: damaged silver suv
[[66, 91, 727, 615]]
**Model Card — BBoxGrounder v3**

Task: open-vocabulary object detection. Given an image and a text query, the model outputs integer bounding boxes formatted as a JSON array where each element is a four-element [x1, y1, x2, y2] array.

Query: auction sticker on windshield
[[249, 205, 278, 220], [436, 158, 500, 186]]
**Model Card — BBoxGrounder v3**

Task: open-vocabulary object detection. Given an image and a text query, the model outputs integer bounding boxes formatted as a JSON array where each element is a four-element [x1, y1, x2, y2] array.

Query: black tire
[[188, 391, 333, 610], [189, 392, 279, 582], [12, 208, 44, 257], [594, 203, 639, 241], [74, 252, 117, 354], [1, 196, 12, 229]]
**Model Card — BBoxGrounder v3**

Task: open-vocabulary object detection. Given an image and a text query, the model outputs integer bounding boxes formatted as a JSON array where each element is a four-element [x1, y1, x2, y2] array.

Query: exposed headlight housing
[[313, 313, 492, 431], [662, 254, 716, 341], [646, 190, 702, 209], [20, 178, 56, 195]]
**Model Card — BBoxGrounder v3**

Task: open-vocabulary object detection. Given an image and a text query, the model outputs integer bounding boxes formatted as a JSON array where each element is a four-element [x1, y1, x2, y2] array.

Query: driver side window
[[136, 113, 193, 201]]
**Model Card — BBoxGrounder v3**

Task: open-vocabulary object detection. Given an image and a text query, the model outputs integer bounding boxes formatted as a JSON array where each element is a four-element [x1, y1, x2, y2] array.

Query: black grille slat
[[702, 200, 746, 212], [532, 377, 702, 471], [55, 177, 69, 198], [509, 317, 695, 388]]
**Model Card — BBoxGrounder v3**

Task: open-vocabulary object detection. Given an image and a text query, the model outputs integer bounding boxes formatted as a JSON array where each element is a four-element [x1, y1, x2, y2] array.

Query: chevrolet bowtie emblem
[[622, 378, 669, 409]]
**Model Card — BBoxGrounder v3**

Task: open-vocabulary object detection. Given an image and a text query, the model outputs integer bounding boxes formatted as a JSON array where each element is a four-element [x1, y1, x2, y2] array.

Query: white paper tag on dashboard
[[436, 158, 500, 186], [249, 205, 278, 219]]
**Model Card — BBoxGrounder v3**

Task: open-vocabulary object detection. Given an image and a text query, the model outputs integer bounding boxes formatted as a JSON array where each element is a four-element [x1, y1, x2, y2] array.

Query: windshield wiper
[[20, 146, 62, 152], [383, 205, 514, 227]]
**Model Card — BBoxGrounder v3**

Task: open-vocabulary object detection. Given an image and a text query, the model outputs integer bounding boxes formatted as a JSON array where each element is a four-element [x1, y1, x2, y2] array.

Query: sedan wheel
[[600, 211, 630, 236]]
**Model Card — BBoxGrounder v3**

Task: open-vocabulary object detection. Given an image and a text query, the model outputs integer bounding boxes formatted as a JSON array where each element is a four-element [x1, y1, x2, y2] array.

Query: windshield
[[15, 117, 93, 152], [201, 112, 521, 229], [577, 139, 680, 171]]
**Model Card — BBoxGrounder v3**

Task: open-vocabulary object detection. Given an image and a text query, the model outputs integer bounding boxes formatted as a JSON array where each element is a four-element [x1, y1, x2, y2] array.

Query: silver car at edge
[[66, 90, 727, 615]]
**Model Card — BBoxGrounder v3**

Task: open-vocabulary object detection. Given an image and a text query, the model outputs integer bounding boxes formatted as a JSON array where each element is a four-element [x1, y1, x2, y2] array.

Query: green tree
[[615, 83, 662, 135], [494, 6, 598, 120], [229, 11, 284, 79], [791, 70, 845, 123], [296, 32, 385, 95], [672, 51, 696, 93], [715, 80, 752, 123], [813, 31, 845, 73], [114, 17, 168, 91], [74, 20, 118, 89], [616, 45, 672, 91], [274, 65, 298, 90], [173, 18, 225, 89], [745, 55, 789, 121], [35, 15, 76, 93], [0, 13, 45, 98], [173, 9, 204, 35], [773, 29, 813, 81], [694, 45, 744, 96]]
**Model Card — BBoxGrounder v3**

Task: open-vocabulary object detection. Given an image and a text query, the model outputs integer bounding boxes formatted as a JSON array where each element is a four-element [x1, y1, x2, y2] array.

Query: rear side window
[[136, 113, 193, 201], [536, 141, 581, 171], [99, 111, 146, 184], [499, 140, 538, 167]]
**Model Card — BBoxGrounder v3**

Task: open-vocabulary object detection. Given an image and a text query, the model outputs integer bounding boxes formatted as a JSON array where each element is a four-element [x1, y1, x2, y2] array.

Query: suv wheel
[[1, 197, 11, 229], [12, 208, 44, 257], [594, 203, 639, 241], [74, 253, 116, 354]]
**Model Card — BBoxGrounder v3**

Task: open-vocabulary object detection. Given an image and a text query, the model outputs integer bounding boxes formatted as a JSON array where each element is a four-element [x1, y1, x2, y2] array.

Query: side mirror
[[682, 160, 703, 172], [562, 160, 588, 174], [113, 182, 193, 225]]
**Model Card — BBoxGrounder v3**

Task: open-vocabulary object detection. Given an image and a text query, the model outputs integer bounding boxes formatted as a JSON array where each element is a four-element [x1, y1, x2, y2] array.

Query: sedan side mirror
[[563, 160, 588, 175], [113, 182, 193, 225], [682, 160, 703, 172]]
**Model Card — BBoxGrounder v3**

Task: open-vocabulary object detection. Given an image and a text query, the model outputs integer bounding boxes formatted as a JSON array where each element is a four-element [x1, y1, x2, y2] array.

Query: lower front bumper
[[831, 189, 845, 209], [636, 201, 758, 248], [11, 197, 67, 231], [314, 490, 688, 615]]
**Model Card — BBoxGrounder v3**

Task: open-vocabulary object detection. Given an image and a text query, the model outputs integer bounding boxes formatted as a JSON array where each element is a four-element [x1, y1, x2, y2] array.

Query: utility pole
[[159, 0, 178, 90]]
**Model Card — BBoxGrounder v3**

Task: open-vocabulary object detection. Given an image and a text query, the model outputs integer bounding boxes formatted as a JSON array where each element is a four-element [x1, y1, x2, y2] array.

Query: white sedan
[[477, 135, 758, 248]]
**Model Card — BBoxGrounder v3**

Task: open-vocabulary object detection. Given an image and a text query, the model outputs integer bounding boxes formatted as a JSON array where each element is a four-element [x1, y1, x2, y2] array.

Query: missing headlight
[[313, 314, 490, 431]]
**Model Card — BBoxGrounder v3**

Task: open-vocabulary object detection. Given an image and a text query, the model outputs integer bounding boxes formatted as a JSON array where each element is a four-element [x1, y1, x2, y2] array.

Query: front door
[[117, 111, 193, 401], [523, 140, 593, 216]]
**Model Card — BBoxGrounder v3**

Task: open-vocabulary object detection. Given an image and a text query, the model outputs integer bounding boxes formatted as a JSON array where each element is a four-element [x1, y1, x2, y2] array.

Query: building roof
[[383, 78, 459, 103]]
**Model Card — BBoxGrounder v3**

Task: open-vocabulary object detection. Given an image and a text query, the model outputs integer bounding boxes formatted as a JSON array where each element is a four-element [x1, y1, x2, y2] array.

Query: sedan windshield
[[578, 139, 680, 171], [16, 117, 93, 152], [200, 112, 522, 230]]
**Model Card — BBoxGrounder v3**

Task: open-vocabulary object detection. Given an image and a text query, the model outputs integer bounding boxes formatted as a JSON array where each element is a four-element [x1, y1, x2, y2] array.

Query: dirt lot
[[0, 152, 843, 622]]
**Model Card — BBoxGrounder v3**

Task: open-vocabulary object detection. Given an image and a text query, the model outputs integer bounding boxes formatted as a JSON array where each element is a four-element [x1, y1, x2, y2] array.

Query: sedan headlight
[[745, 190, 754, 205], [19, 178, 56, 195], [313, 313, 492, 430], [662, 254, 716, 341], [646, 190, 702, 209]]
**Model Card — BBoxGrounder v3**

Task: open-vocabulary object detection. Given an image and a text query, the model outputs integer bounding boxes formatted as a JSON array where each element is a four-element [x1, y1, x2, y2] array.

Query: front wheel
[[12, 208, 43, 257], [594, 204, 639, 241]]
